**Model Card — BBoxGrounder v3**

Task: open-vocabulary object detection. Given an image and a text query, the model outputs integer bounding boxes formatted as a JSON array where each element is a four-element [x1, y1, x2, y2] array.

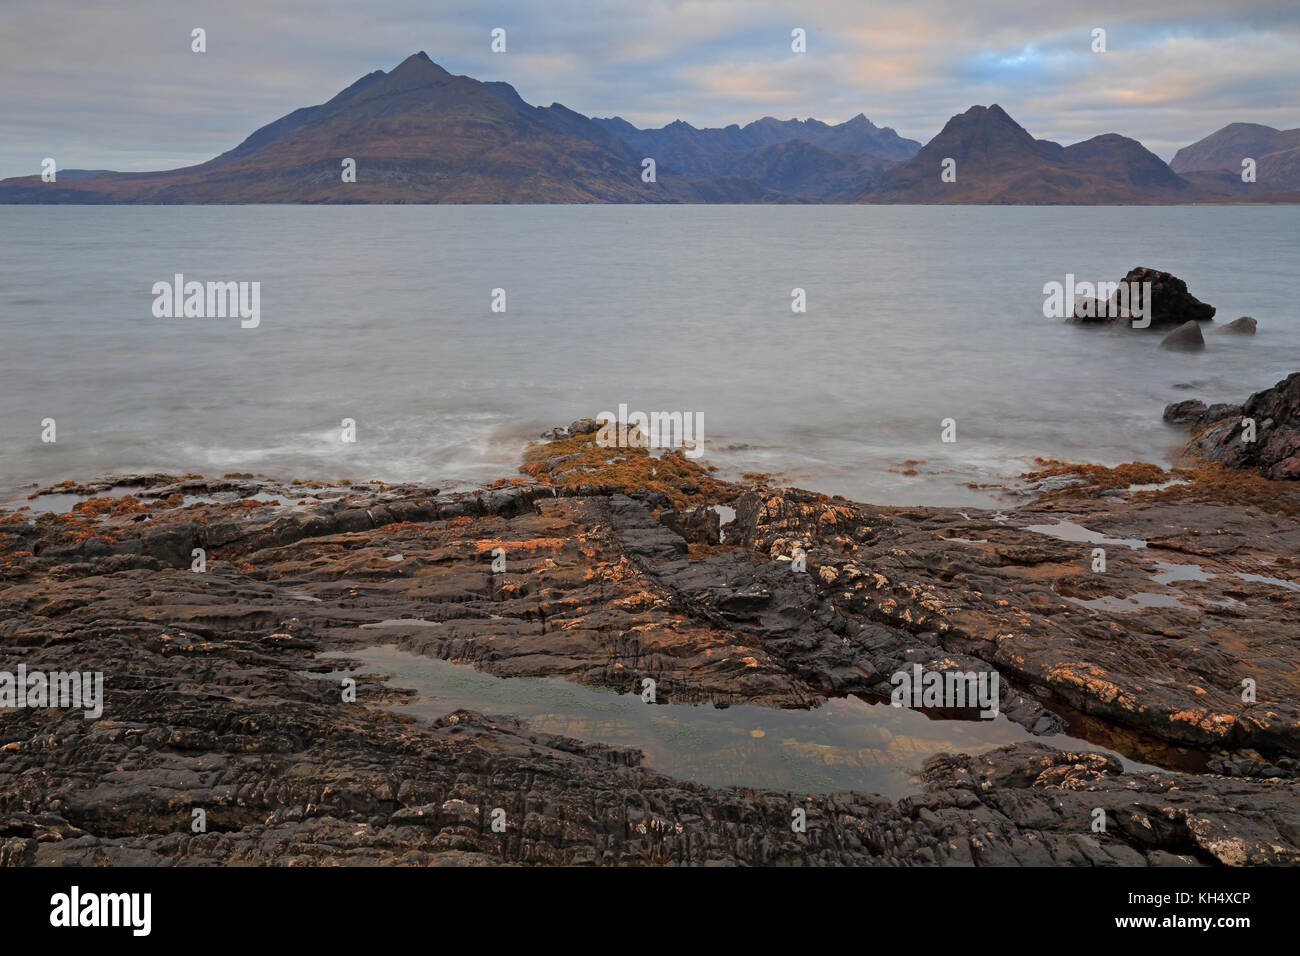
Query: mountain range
[[1169, 122, 1300, 195], [2, 51, 1297, 204]]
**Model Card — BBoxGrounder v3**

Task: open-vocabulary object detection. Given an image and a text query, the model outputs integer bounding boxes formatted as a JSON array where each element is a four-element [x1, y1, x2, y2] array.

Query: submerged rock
[[1070, 296, 1108, 322], [1216, 315, 1257, 334], [1160, 319, 1206, 350], [1163, 399, 1241, 428]]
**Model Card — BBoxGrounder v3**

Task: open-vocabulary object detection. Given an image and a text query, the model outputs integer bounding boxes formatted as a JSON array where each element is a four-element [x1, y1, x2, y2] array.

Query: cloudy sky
[[2, 0, 1297, 178]]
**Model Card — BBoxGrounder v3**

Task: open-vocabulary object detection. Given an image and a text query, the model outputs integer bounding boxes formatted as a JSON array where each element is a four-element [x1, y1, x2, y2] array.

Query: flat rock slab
[[1, 473, 1297, 865]]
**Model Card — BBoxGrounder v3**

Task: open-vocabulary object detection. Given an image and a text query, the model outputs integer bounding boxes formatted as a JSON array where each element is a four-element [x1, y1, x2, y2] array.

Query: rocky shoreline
[[1, 420, 1298, 865]]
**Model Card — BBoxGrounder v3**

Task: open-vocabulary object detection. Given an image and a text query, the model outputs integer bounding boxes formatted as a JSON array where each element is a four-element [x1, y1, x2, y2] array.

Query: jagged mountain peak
[[925, 103, 1042, 156], [392, 51, 443, 73], [375, 51, 454, 90]]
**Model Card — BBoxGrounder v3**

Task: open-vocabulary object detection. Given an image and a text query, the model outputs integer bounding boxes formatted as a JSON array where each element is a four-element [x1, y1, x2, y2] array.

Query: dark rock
[[1069, 267, 1216, 329], [731, 483, 1300, 756], [1120, 267, 1216, 328], [3, 465, 1299, 866], [1165, 400, 1243, 431], [1163, 400, 1207, 426], [1176, 372, 1300, 479], [714, 584, 772, 614], [658, 504, 721, 545], [1201, 402, 1243, 424]]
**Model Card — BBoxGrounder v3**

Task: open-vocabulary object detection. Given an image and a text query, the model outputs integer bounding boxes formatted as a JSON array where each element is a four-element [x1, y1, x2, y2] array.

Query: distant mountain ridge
[[586, 113, 918, 200], [593, 113, 920, 164], [0, 53, 1296, 204], [1170, 122, 1300, 193], [851, 105, 1193, 203]]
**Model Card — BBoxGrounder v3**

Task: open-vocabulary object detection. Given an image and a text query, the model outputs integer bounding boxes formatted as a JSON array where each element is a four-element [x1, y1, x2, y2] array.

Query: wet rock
[[1119, 266, 1216, 328], [1163, 400, 1241, 430], [3, 466, 1298, 866], [539, 419, 601, 441], [1068, 267, 1215, 329], [1071, 297, 1108, 323], [1160, 320, 1205, 351], [1163, 400, 1208, 426], [730, 483, 1300, 757], [1176, 372, 1300, 479], [714, 584, 772, 615], [658, 504, 720, 545], [1216, 316, 1257, 334]]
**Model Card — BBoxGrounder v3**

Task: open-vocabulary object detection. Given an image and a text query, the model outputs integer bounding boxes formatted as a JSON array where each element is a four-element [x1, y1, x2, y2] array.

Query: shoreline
[[2, 425, 1298, 865]]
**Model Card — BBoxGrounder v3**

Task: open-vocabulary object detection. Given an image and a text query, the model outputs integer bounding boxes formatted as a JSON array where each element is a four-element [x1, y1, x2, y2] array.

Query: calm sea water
[[2, 205, 1297, 506]]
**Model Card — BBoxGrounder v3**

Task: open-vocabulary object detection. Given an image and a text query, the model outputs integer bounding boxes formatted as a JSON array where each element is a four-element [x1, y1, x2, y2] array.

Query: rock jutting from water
[[1216, 316, 1258, 334], [1160, 320, 1206, 350], [1166, 371, 1300, 479], [1068, 266, 1216, 329]]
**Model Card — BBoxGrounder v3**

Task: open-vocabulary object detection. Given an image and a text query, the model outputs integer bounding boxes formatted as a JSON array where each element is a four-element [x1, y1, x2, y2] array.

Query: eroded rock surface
[[1, 450, 1297, 866], [1169, 372, 1300, 480]]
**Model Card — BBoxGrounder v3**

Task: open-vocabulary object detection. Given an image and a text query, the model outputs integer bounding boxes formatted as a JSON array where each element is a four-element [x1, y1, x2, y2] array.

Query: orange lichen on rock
[[1016, 457, 1300, 516], [473, 537, 566, 554], [520, 430, 738, 509], [71, 495, 150, 517], [1145, 463, 1300, 516], [1019, 459, 1171, 498]]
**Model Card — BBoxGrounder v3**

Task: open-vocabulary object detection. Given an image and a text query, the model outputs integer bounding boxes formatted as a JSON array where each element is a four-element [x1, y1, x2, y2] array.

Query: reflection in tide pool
[[319, 646, 1151, 799]]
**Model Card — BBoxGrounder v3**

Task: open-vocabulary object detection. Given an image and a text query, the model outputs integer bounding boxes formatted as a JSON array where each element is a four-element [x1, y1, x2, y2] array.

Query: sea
[[3, 204, 1297, 506]]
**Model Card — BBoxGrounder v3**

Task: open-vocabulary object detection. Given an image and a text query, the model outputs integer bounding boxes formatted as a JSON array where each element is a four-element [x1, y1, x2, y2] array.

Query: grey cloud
[[1, 0, 1297, 177]]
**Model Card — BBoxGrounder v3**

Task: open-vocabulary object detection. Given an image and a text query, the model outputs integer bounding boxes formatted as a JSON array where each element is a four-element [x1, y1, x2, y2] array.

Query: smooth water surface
[[320, 645, 1155, 798], [3, 205, 1297, 505]]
